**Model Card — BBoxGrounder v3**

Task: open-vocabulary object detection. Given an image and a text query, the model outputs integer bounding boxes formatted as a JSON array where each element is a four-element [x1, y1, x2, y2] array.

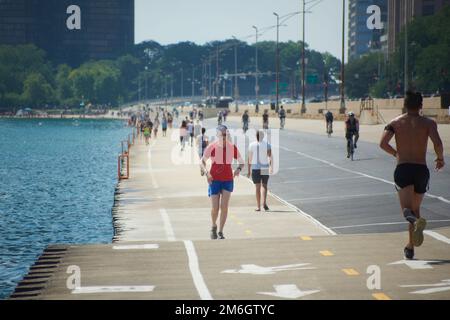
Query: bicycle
[[327, 121, 333, 138], [347, 132, 356, 161], [243, 121, 249, 133], [280, 117, 285, 130]]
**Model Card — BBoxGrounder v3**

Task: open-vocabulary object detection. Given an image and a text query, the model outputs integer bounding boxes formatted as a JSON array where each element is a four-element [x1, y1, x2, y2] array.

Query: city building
[[386, 0, 450, 53], [0, 0, 134, 66], [348, 0, 388, 60]]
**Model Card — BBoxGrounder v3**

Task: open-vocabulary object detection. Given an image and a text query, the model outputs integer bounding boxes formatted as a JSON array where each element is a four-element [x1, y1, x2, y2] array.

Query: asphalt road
[[204, 117, 450, 235]]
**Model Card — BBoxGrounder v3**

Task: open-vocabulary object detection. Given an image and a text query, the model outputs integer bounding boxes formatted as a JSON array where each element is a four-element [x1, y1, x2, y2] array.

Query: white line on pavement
[[332, 220, 450, 230], [280, 146, 450, 205], [183, 240, 213, 300], [147, 140, 159, 189], [272, 176, 366, 185], [424, 230, 450, 245], [72, 286, 155, 294], [113, 244, 159, 250], [286, 192, 394, 203], [160, 208, 176, 241]]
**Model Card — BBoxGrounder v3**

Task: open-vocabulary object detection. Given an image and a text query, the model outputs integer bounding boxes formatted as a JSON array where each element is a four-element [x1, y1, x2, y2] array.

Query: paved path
[[10, 119, 450, 300]]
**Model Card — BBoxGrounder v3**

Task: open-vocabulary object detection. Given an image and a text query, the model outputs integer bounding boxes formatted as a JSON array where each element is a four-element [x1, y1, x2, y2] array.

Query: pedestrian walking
[[197, 127, 209, 176], [187, 120, 194, 147], [200, 125, 245, 240], [162, 116, 168, 137], [247, 130, 273, 211], [180, 120, 188, 151]]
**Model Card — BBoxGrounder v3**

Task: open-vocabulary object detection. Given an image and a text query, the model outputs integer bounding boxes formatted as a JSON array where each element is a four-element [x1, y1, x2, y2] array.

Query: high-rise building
[[0, 0, 134, 66], [386, 0, 450, 53], [348, 0, 388, 60]]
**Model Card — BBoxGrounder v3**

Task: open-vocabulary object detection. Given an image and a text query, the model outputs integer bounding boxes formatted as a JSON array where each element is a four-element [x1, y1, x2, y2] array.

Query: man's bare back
[[390, 114, 434, 165]]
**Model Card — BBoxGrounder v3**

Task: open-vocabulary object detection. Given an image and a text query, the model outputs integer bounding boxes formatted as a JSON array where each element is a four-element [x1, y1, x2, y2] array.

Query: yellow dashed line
[[231, 214, 237, 219], [372, 293, 391, 300], [245, 230, 252, 235], [300, 236, 312, 241], [342, 268, 359, 276], [237, 221, 243, 225], [319, 250, 334, 256]]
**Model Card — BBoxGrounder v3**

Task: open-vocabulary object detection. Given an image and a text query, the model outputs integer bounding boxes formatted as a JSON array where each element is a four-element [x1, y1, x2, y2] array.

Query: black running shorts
[[252, 169, 269, 185], [394, 163, 430, 194]]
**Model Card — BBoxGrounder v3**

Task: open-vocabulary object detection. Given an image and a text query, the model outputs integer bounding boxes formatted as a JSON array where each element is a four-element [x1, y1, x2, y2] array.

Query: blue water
[[0, 118, 132, 299]]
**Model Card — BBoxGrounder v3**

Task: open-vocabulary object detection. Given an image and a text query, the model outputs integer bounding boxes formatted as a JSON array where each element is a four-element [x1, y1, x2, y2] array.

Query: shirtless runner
[[380, 91, 445, 260]]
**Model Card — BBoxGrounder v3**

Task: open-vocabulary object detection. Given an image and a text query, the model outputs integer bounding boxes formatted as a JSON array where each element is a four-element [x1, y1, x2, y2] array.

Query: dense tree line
[[0, 40, 341, 111]]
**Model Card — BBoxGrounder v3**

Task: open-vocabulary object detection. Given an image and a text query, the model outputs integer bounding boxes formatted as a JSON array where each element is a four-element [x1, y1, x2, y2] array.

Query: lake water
[[0, 118, 132, 299]]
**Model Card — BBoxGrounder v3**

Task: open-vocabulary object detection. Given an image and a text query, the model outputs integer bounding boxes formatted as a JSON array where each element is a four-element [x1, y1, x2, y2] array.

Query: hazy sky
[[135, 0, 349, 60]]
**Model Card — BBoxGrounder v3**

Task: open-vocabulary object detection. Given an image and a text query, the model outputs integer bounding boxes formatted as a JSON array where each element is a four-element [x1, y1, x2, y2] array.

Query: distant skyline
[[135, 0, 349, 60]]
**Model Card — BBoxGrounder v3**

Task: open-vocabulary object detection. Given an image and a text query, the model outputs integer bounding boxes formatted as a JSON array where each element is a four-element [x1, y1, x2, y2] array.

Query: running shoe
[[404, 247, 414, 260], [263, 204, 270, 211], [412, 218, 427, 247], [218, 231, 225, 240], [210, 226, 218, 240]]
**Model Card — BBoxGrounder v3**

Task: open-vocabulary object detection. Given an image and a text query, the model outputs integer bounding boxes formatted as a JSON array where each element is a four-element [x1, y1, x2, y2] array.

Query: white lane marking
[[281, 146, 450, 205], [222, 263, 315, 275], [72, 286, 155, 294], [286, 192, 394, 203], [401, 280, 450, 294], [272, 176, 366, 185], [242, 176, 336, 235], [424, 230, 450, 245], [183, 240, 213, 300], [280, 165, 329, 171], [147, 141, 159, 189], [113, 244, 159, 250], [332, 220, 450, 230], [389, 260, 439, 270], [160, 208, 176, 241], [258, 284, 320, 299]]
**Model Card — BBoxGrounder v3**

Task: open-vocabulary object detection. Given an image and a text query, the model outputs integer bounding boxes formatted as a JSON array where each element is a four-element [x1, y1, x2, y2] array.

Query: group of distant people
[[136, 110, 174, 145], [128, 93, 445, 262]]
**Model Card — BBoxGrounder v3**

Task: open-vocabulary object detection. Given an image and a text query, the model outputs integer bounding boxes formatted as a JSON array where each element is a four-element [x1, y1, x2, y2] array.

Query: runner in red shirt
[[200, 125, 244, 239]]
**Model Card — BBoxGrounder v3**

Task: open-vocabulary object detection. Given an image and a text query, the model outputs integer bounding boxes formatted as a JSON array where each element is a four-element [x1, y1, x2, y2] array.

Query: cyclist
[[325, 110, 334, 136], [278, 106, 286, 129], [345, 112, 359, 158], [262, 110, 269, 129], [242, 110, 250, 133]]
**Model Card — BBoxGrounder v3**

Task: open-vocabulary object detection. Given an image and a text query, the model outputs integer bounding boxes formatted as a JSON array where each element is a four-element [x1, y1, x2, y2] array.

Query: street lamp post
[[191, 65, 195, 100], [339, 0, 346, 114], [274, 12, 280, 113], [181, 67, 184, 98], [145, 66, 148, 102], [301, 0, 307, 114], [253, 25, 259, 113], [232, 36, 239, 112], [404, 0, 409, 96]]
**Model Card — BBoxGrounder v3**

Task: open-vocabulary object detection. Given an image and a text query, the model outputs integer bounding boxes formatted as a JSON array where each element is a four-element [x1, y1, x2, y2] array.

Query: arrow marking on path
[[401, 279, 450, 294], [388, 260, 440, 270], [222, 263, 315, 275], [258, 284, 320, 299]]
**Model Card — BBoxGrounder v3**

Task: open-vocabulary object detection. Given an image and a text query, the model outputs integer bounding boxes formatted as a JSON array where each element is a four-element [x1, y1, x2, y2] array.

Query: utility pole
[[216, 46, 220, 98], [232, 36, 239, 112], [181, 67, 184, 98], [191, 65, 195, 100], [253, 25, 259, 113], [274, 12, 280, 113], [301, 0, 307, 114], [339, 0, 346, 114], [404, 0, 409, 96]]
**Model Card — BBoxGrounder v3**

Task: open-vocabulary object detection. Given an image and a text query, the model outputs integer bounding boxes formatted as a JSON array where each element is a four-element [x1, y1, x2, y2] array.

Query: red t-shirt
[[204, 141, 239, 181]]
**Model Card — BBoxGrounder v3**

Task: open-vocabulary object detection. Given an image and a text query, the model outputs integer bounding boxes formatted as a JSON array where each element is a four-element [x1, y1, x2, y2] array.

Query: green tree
[[22, 73, 54, 107]]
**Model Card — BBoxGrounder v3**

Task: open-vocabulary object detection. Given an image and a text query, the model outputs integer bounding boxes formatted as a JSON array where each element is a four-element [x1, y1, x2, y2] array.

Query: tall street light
[[404, 0, 409, 96], [274, 12, 280, 113], [339, 0, 346, 114], [181, 67, 184, 98], [301, 0, 307, 114], [232, 36, 240, 112], [191, 65, 195, 100], [253, 25, 259, 113]]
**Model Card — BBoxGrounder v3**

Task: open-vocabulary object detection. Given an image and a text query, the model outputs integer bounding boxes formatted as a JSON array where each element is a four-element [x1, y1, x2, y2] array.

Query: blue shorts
[[208, 180, 234, 197]]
